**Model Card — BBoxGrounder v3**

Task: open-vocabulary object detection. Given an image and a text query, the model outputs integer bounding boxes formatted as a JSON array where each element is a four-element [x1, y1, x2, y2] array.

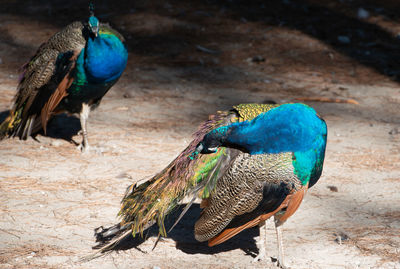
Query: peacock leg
[[275, 221, 288, 269], [78, 103, 90, 152], [253, 220, 267, 262]]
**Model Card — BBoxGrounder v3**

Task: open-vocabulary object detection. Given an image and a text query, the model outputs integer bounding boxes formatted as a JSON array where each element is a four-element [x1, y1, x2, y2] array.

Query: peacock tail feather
[[119, 110, 230, 236], [0, 108, 23, 139]]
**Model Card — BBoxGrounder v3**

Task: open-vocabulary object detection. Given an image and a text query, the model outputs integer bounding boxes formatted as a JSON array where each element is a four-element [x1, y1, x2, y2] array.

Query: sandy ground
[[0, 1, 400, 268]]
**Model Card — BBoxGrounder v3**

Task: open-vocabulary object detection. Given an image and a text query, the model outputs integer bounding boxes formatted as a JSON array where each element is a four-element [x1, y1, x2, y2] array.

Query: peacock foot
[[77, 143, 107, 155], [76, 142, 90, 153], [276, 258, 289, 269]]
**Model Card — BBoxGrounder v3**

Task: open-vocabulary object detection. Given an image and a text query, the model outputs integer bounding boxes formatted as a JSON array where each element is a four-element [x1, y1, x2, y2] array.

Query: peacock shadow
[[0, 110, 81, 143], [0, 110, 9, 123], [96, 203, 260, 258], [44, 113, 81, 142]]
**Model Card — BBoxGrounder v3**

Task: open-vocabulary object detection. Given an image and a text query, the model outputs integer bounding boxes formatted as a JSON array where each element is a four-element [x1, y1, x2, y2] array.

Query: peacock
[[0, 3, 128, 152], [93, 103, 327, 268]]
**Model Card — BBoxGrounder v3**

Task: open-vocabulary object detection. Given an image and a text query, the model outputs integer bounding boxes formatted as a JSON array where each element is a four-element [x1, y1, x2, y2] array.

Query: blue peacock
[[0, 3, 128, 152], [93, 103, 327, 268]]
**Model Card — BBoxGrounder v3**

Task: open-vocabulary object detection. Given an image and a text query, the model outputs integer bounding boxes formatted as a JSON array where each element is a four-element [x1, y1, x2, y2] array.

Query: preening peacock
[[93, 103, 327, 268], [0, 3, 128, 152]]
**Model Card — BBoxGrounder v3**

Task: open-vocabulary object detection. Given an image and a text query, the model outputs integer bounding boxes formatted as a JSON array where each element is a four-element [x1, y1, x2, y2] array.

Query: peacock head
[[88, 16, 99, 38]]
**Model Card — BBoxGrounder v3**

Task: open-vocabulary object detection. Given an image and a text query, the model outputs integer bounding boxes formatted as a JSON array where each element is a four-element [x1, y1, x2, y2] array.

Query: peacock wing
[[194, 152, 302, 246], [15, 48, 60, 115], [15, 21, 86, 109], [39, 49, 81, 132], [10, 21, 86, 137]]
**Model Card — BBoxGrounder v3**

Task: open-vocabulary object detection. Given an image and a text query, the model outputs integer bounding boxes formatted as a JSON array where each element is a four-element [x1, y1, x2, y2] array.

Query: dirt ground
[[0, 0, 399, 268]]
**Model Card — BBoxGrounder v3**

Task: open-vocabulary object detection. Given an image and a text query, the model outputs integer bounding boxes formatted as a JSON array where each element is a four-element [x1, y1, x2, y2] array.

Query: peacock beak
[[91, 26, 99, 37]]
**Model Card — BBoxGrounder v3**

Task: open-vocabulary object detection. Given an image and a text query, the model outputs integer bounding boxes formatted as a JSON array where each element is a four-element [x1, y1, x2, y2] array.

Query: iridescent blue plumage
[[85, 34, 128, 82], [201, 103, 327, 185]]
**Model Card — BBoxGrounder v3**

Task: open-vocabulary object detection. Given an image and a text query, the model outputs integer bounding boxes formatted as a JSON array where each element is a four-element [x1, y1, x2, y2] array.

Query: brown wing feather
[[207, 185, 308, 247], [274, 183, 308, 225], [208, 216, 262, 247], [17, 49, 59, 116], [40, 50, 79, 133]]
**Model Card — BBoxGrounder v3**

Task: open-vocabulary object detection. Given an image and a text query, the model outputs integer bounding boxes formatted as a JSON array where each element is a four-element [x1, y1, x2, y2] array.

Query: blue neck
[[210, 103, 327, 185], [84, 33, 128, 83], [214, 104, 327, 155]]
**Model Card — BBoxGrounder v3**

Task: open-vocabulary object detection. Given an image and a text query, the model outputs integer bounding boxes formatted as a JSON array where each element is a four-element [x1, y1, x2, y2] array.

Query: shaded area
[[45, 114, 81, 142], [0, 111, 8, 123], [95, 204, 259, 257], [0, 110, 81, 142], [216, 0, 400, 79], [1, 0, 400, 82], [1, 0, 400, 131]]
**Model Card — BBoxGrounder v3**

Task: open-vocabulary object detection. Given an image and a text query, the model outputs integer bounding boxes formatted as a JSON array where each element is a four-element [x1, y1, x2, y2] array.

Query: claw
[[76, 141, 90, 153], [276, 260, 289, 269]]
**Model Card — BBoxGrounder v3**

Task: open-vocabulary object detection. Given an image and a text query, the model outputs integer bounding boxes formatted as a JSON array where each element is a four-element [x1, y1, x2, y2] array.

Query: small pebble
[[334, 232, 349, 245], [327, 185, 338, 192]]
